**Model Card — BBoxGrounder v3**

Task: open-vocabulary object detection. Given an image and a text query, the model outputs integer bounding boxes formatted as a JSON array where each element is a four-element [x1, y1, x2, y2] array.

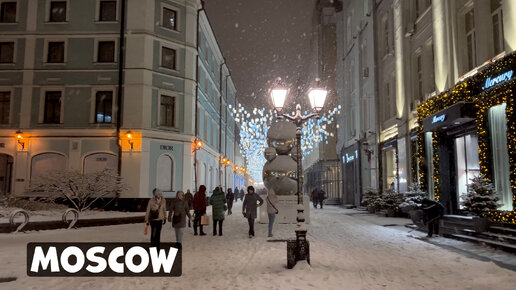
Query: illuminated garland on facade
[[417, 51, 516, 223]]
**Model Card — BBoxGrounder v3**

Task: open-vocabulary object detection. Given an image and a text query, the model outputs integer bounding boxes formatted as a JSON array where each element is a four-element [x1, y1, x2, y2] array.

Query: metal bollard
[[62, 208, 79, 229], [9, 209, 29, 233]]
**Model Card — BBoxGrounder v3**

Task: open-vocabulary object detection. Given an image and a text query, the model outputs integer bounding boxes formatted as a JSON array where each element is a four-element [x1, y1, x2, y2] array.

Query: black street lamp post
[[270, 80, 327, 269]]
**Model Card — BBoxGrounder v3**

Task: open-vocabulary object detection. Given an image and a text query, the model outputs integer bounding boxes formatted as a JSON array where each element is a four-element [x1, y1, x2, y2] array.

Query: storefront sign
[[432, 114, 446, 124], [160, 145, 174, 151], [342, 150, 358, 163], [482, 70, 514, 90]]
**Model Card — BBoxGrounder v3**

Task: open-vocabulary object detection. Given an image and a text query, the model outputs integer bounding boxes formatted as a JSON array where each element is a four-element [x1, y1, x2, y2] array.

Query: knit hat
[[247, 185, 255, 193], [153, 188, 163, 196]]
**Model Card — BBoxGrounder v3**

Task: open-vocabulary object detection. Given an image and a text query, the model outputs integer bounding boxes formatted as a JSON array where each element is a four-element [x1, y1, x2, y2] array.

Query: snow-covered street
[[1, 203, 515, 290]]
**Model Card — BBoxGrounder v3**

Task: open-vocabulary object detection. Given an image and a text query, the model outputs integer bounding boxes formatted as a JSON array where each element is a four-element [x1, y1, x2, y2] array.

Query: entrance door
[[0, 154, 13, 195], [455, 134, 480, 208]]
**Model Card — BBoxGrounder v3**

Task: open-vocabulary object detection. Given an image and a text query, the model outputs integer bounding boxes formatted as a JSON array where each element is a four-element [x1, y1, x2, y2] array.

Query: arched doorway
[[0, 154, 13, 195]]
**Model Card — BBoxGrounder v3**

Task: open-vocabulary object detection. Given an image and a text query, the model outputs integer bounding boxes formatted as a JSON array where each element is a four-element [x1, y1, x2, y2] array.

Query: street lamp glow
[[308, 88, 327, 112], [270, 87, 288, 113]]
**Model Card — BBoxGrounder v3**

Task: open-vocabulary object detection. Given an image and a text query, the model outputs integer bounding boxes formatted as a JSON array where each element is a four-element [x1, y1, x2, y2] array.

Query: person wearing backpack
[[266, 189, 279, 237], [192, 185, 207, 236], [144, 188, 167, 248]]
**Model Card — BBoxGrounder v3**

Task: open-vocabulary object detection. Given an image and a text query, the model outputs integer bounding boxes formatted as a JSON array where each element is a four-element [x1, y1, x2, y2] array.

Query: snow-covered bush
[[362, 188, 382, 210], [29, 169, 125, 212], [379, 188, 404, 213], [460, 175, 501, 216], [399, 183, 427, 213]]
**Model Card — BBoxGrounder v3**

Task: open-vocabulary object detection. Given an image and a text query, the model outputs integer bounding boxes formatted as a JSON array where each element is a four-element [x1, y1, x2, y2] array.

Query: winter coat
[[193, 185, 207, 211], [145, 197, 167, 224], [243, 192, 263, 219], [422, 199, 444, 223], [266, 194, 279, 214], [167, 198, 192, 228], [226, 191, 234, 203], [184, 191, 194, 210], [210, 188, 227, 221]]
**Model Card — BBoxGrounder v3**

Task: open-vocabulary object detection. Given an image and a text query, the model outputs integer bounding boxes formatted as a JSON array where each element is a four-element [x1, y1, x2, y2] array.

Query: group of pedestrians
[[144, 185, 280, 247]]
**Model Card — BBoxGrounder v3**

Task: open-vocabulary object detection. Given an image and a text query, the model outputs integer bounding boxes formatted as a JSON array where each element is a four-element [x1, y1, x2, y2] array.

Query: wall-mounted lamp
[[126, 131, 134, 150], [15, 130, 25, 150], [192, 138, 203, 152]]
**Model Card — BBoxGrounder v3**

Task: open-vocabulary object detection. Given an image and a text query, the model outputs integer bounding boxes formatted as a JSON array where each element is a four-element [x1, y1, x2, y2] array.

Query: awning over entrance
[[422, 102, 477, 132]]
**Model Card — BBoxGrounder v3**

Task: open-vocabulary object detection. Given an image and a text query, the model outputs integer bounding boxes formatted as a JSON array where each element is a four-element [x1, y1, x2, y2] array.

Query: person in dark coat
[[210, 187, 227, 236], [192, 185, 207, 236], [167, 191, 192, 243], [184, 189, 194, 227], [239, 188, 245, 201], [226, 188, 234, 215], [234, 187, 239, 202], [318, 189, 326, 209], [242, 185, 263, 238], [421, 198, 445, 237], [144, 188, 167, 248]]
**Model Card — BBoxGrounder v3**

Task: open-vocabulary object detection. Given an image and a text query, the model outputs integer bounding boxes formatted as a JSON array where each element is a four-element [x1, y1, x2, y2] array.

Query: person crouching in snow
[[242, 186, 263, 238], [144, 188, 167, 248], [168, 191, 191, 243], [210, 187, 227, 236], [266, 189, 279, 237], [421, 198, 444, 237]]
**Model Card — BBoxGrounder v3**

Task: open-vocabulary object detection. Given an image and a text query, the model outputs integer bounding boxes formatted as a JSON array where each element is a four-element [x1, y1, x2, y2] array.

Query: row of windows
[[0, 90, 177, 127], [0, 39, 178, 70], [0, 0, 118, 23]]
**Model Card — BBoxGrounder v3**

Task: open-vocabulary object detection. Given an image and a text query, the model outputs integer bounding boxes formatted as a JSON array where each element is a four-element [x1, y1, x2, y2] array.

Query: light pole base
[[286, 238, 310, 269]]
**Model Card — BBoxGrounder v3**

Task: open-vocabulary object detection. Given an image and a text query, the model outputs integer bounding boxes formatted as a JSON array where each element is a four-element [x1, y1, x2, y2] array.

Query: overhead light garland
[[232, 104, 339, 184], [417, 51, 516, 223]]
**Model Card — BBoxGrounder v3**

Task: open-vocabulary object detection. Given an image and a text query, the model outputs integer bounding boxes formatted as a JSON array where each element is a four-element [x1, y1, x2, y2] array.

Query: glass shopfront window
[[489, 103, 512, 211], [455, 134, 480, 208]]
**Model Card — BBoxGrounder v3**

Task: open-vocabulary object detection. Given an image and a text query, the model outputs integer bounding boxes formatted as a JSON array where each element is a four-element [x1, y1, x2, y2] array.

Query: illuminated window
[[162, 7, 177, 30], [95, 91, 112, 123], [49, 1, 66, 22]]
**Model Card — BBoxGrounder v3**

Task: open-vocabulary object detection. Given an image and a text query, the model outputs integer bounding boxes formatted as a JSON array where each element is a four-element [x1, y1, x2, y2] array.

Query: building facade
[[304, 0, 342, 204], [0, 0, 238, 205]]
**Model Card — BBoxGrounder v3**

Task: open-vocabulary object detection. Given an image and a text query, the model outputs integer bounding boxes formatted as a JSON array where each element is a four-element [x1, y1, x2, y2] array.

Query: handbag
[[172, 214, 181, 224], [200, 215, 210, 225], [267, 196, 279, 214]]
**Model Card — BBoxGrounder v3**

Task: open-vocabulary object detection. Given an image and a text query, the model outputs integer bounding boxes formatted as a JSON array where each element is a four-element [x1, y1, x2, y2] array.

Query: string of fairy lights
[[231, 103, 340, 184], [416, 51, 516, 223]]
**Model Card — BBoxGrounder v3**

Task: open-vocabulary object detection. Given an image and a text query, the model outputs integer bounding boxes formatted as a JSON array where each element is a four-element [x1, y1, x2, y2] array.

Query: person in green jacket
[[210, 186, 227, 236]]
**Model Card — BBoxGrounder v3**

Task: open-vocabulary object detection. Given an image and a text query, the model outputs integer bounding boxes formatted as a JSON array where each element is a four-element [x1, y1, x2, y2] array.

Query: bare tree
[[30, 169, 125, 211]]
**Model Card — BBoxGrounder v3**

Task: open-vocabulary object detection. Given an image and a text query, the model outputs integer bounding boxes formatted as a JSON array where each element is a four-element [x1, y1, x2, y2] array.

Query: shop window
[[49, 1, 66, 22], [425, 132, 434, 198], [383, 148, 397, 191], [162, 7, 177, 30], [44, 91, 61, 124], [160, 95, 176, 127], [83, 153, 116, 174], [0, 2, 16, 23], [47, 41, 65, 63], [161, 47, 176, 70], [0, 42, 14, 63], [489, 103, 512, 210], [0, 91, 10, 124], [455, 134, 480, 208], [99, 0, 116, 22], [97, 41, 115, 63], [156, 154, 174, 191], [95, 91, 112, 123]]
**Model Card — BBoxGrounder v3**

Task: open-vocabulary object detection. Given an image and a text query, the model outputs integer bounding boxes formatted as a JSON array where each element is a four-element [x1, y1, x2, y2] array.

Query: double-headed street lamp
[[270, 79, 327, 268]]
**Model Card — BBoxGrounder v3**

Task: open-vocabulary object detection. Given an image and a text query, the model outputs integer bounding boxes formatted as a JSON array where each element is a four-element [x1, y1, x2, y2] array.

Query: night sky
[[205, 0, 318, 109]]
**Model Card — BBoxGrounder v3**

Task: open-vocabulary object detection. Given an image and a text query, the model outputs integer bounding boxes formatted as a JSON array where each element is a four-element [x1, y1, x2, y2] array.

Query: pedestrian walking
[[239, 188, 245, 201], [192, 185, 207, 236], [234, 187, 239, 202], [144, 188, 167, 248], [311, 188, 321, 208], [167, 191, 192, 243], [318, 189, 326, 209], [210, 187, 227, 236], [184, 189, 194, 227], [421, 198, 445, 237], [242, 185, 263, 238], [266, 189, 279, 237], [226, 188, 234, 215]]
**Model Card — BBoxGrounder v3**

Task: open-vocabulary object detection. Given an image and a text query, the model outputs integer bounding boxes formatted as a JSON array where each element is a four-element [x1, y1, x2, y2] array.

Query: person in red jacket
[[192, 185, 207, 236]]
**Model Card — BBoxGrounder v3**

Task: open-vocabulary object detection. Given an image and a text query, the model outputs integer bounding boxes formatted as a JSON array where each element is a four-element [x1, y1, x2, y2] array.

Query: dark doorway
[[0, 153, 13, 195]]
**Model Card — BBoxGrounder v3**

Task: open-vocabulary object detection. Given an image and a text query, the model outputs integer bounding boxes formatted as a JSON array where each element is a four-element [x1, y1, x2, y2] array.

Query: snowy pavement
[[1, 203, 516, 290]]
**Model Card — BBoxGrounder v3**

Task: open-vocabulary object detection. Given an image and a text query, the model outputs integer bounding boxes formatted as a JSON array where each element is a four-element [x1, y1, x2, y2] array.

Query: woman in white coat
[[266, 189, 279, 237]]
